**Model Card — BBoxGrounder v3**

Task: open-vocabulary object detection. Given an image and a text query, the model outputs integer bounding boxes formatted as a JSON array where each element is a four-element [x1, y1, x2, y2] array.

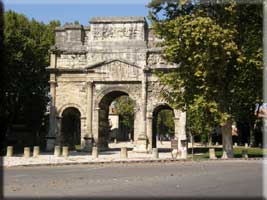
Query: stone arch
[[150, 103, 175, 148], [58, 103, 86, 118], [150, 102, 173, 114], [61, 107, 81, 149], [95, 86, 137, 108], [93, 86, 139, 150]]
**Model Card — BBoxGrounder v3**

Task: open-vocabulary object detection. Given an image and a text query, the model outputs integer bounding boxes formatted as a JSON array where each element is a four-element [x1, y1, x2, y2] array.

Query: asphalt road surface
[[3, 160, 264, 199]]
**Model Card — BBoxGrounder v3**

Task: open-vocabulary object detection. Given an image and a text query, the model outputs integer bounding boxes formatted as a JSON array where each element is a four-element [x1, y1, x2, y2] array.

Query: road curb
[[3, 157, 265, 168]]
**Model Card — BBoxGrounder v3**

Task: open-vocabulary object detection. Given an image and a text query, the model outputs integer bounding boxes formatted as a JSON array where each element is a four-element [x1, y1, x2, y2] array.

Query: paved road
[[3, 160, 264, 199]]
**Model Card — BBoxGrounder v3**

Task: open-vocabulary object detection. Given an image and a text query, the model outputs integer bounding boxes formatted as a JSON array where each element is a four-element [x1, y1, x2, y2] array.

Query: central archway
[[98, 90, 135, 150]]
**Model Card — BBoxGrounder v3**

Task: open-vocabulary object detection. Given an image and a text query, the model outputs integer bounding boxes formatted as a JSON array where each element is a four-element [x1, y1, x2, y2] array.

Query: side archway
[[151, 103, 175, 149], [58, 103, 86, 118], [61, 107, 81, 149]]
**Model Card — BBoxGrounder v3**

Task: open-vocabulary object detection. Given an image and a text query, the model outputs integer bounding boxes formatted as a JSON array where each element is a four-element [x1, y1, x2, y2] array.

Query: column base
[[81, 137, 94, 152], [177, 149, 187, 159], [133, 134, 148, 153]]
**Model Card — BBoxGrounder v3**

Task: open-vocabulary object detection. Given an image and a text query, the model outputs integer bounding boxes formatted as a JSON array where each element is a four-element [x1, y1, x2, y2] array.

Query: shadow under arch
[[58, 103, 86, 118], [152, 103, 174, 149], [61, 107, 81, 150], [97, 89, 136, 150]]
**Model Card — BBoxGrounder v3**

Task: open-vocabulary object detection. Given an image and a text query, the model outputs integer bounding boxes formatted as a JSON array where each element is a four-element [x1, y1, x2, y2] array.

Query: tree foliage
[[113, 96, 135, 134], [156, 110, 175, 137], [1, 11, 60, 150], [148, 0, 263, 140]]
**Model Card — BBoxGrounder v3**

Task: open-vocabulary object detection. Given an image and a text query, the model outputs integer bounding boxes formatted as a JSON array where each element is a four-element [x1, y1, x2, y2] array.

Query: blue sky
[[3, 0, 151, 25]]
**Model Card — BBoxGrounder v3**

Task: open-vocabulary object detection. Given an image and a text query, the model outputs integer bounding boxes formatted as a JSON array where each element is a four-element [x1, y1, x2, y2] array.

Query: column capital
[[146, 113, 153, 119], [86, 81, 94, 85]]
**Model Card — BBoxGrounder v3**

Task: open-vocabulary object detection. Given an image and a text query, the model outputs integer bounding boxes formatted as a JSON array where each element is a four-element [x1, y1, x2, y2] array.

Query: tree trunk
[[221, 120, 233, 159]]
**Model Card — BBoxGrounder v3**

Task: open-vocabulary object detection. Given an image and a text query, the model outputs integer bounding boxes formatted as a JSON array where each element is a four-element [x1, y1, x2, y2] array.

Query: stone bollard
[[120, 147, 128, 159], [92, 147, 98, 159], [209, 148, 217, 160], [245, 143, 248, 148], [62, 146, 69, 157], [6, 146, 13, 157], [130, 139, 133, 144], [24, 147, 31, 158], [242, 149, 248, 159], [152, 148, 159, 159], [54, 146, 61, 157], [234, 142, 238, 147], [171, 149, 178, 159], [33, 146, 40, 157], [114, 138, 117, 144]]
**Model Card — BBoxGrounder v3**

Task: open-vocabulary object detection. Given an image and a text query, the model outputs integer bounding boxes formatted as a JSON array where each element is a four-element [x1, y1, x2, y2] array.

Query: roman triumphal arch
[[46, 16, 187, 157]]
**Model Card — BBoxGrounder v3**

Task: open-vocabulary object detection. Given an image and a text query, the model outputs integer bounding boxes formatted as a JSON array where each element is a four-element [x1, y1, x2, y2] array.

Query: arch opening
[[98, 90, 135, 150], [152, 104, 175, 150], [61, 107, 81, 150]]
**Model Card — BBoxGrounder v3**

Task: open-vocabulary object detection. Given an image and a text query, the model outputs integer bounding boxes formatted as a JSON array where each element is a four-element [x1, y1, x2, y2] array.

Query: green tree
[[148, 0, 262, 155], [1, 11, 60, 152], [157, 110, 174, 138], [113, 96, 135, 136], [0, 0, 4, 154]]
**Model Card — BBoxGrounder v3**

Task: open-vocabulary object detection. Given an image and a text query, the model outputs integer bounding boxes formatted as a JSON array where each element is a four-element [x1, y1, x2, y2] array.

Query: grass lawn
[[187, 147, 267, 160]]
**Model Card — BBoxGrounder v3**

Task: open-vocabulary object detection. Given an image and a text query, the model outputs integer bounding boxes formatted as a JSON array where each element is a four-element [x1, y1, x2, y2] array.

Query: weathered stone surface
[[92, 147, 98, 159], [120, 147, 128, 159], [6, 146, 13, 157], [62, 146, 69, 157], [54, 146, 61, 157], [46, 16, 187, 156], [152, 148, 159, 159], [209, 148, 217, 160], [33, 146, 40, 158], [24, 147, 31, 158]]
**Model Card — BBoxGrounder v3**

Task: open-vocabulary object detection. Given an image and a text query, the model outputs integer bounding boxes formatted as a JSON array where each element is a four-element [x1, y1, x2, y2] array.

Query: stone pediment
[[86, 59, 142, 81]]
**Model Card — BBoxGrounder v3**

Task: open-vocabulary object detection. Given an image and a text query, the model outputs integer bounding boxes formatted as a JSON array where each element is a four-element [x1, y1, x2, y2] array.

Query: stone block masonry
[[46, 16, 187, 158]]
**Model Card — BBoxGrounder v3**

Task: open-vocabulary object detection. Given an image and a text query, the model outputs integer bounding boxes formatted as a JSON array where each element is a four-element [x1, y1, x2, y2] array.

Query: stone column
[[133, 69, 148, 152], [46, 53, 57, 151], [141, 71, 147, 136], [80, 117, 87, 149], [46, 80, 57, 151], [146, 114, 153, 152], [55, 116, 62, 145], [93, 107, 100, 146], [86, 81, 93, 137], [82, 81, 94, 151], [175, 111, 187, 159], [133, 107, 141, 142]]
